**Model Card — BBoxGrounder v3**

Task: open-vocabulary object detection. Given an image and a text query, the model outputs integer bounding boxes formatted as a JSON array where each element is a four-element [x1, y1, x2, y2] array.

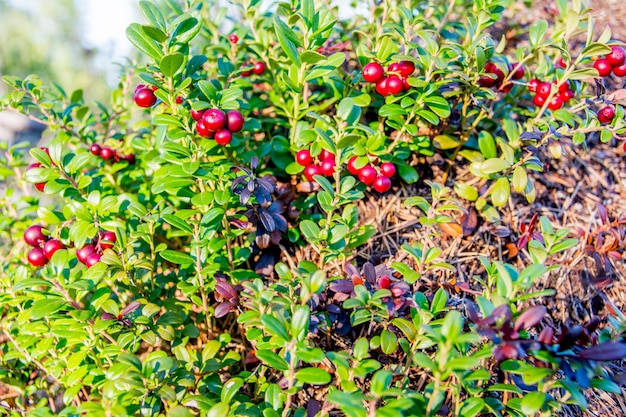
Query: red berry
[[76, 244, 96, 264], [191, 109, 205, 121], [614, 63, 626, 77], [401, 77, 411, 91], [24, 225, 48, 247], [253, 62, 266, 75], [134, 88, 157, 108], [175, 96, 183, 104], [375, 77, 390, 96], [135, 84, 145, 92], [533, 94, 546, 107], [241, 65, 253, 77], [379, 162, 396, 178], [100, 231, 116, 250], [598, 106, 615, 123], [100, 147, 114, 160], [527, 78, 540, 92], [85, 253, 101, 268], [226, 110, 245, 132], [304, 164, 321, 181], [594, 59, 612, 77], [358, 165, 377, 185], [387, 75, 403, 95], [347, 156, 362, 175], [492, 65, 506, 83], [296, 150, 313, 166], [195, 119, 213, 138], [500, 83, 513, 93], [547, 96, 563, 110], [560, 89, 575, 102], [373, 175, 391, 192], [387, 62, 401, 74], [510, 63, 525, 79], [558, 57, 567, 68], [150, 85, 158, 91], [378, 275, 391, 289], [607, 46, 626, 67], [90, 144, 101, 155], [43, 239, 64, 259], [478, 75, 497, 87], [536, 82, 552, 98], [35, 182, 46, 192], [214, 129, 233, 146], [483, 62, 494, 72], [124, 154, 136, 165], [362, 62, 385, 83], [202, 108, 227, 132], [26, 162, 47, 191], [27, 162, 43, 171], [28, 247, 48, 267], [320, 159, 336, 176], [229, 34, 239, 44], [320, 149, 335, 161], [398, 61, 416, 77]]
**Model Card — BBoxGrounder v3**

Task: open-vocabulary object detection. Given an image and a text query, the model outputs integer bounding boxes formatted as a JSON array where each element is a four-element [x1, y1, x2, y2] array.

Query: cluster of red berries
[[347, 157, 395, 193], [296, 149, 336, 180], [89, 144, 136, 164], [527, 79, 574, 110], [593, 46, 626, 77], [478, 62, 525, 91], [191, 107, 245, 145], [362, 60, 416, 96], [76, 231, 116, 268], [241, 61, 266, 77], [24, 225, 64, 267], [133, 84, 158, 108]]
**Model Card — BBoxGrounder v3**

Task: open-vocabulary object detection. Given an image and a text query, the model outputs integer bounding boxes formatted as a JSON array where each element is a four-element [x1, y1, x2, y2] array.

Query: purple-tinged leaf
[[329, 279, 354, 293], [514, 306, 546, 331], [579, 342, 626, 361], [215, 301, 236, 318], [102, 312, 115, 320], [122, 300, 141, 316]]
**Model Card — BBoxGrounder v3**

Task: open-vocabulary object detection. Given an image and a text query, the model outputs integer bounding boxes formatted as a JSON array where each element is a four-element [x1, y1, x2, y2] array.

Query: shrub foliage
[[1, 0, 626, 416]]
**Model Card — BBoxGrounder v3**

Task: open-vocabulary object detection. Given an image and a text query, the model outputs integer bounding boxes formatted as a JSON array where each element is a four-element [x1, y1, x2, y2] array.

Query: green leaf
[[160, 250, 194, 265], [207, 402, 230, 417], [273, 17, 301, 67], [397, 162, 419, 184], [512, 166, 528, 193], [478, 131, 497, 159], [162, 214, 193, 234], [454, 183, 478, 201], [433, 135, 460, 150], [441, 310, 463, 340], [30, 298, 67, 319], [581, 42, 612, 58], [491, 177, 510, 207], [170, 17, 201, 45], [481, 158, 511, 174], [391, 318, 416, 341], [459, 398, 485, 417], [139, 0, 166, 32], [529, 20, 548, 47], [220, 378, 243, 403], [370, 370, 393, 397], [160, 53, 184, 77], [261, 315, 289, 341], [569, 67, 600, 80], [521, 392, 545, 415], [424, 96, 450, 118], [126, 23, 164, 62], [294, 367, 331, 385], [255, 349, 289, 371], [300, 220, 321, 241], [380, 329, 397, 354]]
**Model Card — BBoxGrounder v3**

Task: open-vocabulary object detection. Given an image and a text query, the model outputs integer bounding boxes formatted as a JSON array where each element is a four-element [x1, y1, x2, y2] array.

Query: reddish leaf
[[514, 306, 546, 331]]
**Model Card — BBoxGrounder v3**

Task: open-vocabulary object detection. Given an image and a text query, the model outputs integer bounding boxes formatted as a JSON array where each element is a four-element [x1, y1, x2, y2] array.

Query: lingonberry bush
[[2, 0, 626, 416]]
